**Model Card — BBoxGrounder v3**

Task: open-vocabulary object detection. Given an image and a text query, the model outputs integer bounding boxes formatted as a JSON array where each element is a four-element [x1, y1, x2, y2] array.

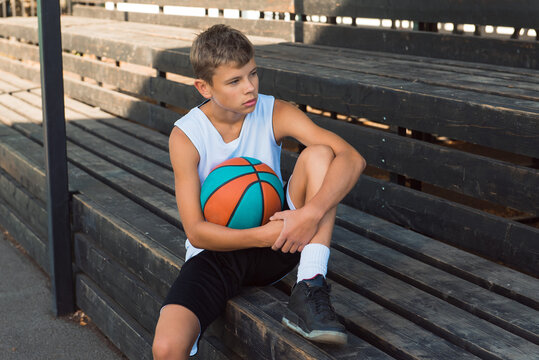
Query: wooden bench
[[0, 1, 538, 359]]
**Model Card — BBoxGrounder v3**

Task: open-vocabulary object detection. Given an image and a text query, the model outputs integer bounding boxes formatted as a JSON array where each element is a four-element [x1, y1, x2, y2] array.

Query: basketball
[[200, 157, 285, 229]]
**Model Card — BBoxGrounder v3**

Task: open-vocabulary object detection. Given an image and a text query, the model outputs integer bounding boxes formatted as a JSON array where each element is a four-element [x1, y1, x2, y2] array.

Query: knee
[[153, 336, 189, 360], [300, 144, 335, 170]]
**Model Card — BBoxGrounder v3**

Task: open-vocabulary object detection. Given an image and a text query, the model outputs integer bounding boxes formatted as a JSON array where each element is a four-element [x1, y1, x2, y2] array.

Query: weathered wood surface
[[1, 12, 538, 358], [74, 0, 539, 28], [70, 5, 538, 69], [0, 17, 537, 157], [3, 81, 536, 274], [1, 53, 537, 274]]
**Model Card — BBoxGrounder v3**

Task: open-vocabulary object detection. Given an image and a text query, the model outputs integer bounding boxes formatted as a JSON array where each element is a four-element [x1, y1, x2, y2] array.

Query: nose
[[244, 78, 255, 93]]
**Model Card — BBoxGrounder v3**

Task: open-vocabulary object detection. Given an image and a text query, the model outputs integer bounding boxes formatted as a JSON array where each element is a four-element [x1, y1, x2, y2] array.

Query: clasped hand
[[269, 207, 320, 253]]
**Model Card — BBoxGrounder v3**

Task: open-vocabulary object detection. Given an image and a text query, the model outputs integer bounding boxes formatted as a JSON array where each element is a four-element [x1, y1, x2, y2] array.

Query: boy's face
[[196, 58, 259, 116]]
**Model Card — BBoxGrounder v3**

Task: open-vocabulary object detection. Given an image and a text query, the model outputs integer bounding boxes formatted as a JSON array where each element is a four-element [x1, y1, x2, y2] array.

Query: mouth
[[243, 98, 257, 107]]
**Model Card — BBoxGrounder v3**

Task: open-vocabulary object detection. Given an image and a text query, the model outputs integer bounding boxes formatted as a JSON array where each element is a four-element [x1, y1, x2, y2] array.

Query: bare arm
[[169, 127, 282, 251], [270, 100, 366, 251]]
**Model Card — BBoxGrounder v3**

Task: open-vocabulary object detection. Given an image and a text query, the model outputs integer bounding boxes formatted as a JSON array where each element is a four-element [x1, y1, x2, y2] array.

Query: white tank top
[[174, 93, 282, 260]]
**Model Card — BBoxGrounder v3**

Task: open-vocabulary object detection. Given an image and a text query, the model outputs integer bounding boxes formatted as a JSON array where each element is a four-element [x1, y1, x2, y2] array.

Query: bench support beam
[[38, 0, 75, 316]]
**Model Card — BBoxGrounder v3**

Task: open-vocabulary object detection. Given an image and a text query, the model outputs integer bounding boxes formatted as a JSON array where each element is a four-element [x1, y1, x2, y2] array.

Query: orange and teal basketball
[[201, 157, 284, 229]]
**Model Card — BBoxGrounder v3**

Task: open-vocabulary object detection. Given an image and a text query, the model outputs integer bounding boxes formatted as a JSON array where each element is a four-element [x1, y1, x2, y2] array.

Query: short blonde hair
[[190, 24, 254, 85]]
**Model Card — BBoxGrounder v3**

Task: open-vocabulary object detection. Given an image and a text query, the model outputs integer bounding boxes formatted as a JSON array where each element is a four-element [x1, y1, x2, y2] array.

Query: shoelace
[[306, 285, 337, 320]]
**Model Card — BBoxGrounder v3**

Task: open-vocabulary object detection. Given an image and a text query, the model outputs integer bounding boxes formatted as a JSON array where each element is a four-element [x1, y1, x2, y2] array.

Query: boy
[[153, 24, 365, 359]]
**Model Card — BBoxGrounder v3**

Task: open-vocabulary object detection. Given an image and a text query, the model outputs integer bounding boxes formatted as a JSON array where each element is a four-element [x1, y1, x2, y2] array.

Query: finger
[[281, 239, 293, 253], [271, 229, 286, 251], [289, 243, 299, 254], [269, 210, 291, 221]]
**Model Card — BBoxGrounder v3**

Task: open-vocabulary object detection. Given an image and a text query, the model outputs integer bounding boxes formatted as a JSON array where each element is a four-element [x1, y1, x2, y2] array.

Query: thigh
[[242, 248, 300, 287]]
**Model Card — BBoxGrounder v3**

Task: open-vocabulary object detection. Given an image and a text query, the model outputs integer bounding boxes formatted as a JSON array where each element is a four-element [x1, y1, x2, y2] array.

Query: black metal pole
[[37, 0, 75, 316]]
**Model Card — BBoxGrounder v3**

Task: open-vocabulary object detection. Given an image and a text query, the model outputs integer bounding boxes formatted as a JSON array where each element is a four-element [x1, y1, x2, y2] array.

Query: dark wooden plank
[[75, 232, 163, 333], [300, 23, 538, 69], [257, 43, 539, 101], [282, 150, 539, 276], [5, 18, 537, 158], [279, 43, 539, 85], [72, 0, 539, 28], [257, 285, 476, 359], [0, 167, 47, 239], [300, 0, 539, 28], [17, 121, 180, 226], [0, 199, 48, 272], [0, 125, 47, 201], [73, 193, 184, 299], [311, 114, 539, 215], [76, 274, 154, 360], [335, 204, 539, 310], [6, 33, 538, 161], [326, 250, 539, 359], [330, 226, 539, 344], [256, 56, 539, 158]]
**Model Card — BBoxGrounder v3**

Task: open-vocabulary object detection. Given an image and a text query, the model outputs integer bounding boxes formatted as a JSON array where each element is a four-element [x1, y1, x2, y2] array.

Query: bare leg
[[287, 144, 337, 248], [153, 305, 200, 360]]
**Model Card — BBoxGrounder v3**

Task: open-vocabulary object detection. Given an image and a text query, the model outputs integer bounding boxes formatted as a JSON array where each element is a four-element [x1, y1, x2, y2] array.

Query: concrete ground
[[0, 226, 126, 360]]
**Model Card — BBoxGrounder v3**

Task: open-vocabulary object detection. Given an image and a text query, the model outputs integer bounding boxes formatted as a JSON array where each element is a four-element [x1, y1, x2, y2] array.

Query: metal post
[[37, 0, 74, 316]]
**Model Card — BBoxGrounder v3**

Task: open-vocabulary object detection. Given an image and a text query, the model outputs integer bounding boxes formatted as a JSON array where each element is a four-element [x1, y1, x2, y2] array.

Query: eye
[[229, 79, 239, 85], [250, 70, 258, 77]]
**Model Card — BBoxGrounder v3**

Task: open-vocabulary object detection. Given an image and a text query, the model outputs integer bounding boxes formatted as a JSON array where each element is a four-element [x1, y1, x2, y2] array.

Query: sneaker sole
[[282, 316, 348, 345]]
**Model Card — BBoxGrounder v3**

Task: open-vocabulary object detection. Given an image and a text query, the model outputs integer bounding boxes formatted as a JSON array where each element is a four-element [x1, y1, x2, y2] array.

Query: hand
[[269, 207, 320, 253]]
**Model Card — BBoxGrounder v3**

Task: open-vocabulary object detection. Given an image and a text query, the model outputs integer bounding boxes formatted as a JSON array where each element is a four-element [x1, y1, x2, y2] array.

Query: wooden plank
[[0, 125, 47, 201], [281, 150, 539, 275], [257, 43, 539, 101], [0, 68, 39, 90], [335, 204, 539, 310], [72, 6, 294, 41], [12, 90, 175, 191], [5, 37, 538, 160], [72, 193, 184, 299], [300, 0, 539, 28], [257, 285, 477, 359], [0, 79, 20, 93], [330, 226, 539, 344], [255, 56, 539, 158], [311, 114, 539, 215], [72, 0, 539, 28], [63, 76, 179, 134], [75, 274, 154, 360], [227, 289, 393, 360], [325, 250, 539, 359], [0, 167, 47, 239], [31, 89, 171, 152], [0, 199, 49, 272], [75, 233, 163, 333], [281, 43, 539, 85], [16, 121, 181, 226]]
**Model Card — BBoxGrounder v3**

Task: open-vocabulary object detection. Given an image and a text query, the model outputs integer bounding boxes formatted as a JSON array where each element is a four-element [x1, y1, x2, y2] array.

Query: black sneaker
[[282, 274, 347, 345]]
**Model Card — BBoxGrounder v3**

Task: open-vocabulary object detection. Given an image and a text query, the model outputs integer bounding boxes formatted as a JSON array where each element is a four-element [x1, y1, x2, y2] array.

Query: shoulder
[[169, 126, 200, 167]]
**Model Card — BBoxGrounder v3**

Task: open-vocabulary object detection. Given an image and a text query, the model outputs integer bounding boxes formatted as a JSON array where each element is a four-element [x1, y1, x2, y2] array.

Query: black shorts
[[163, 181, 299, 336], [162, 247, 300, 333]]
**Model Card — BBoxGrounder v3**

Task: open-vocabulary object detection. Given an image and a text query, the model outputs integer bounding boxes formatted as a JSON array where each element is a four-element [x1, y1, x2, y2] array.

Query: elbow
[[353, 150, 367, 175], [184, 223, 203, 248]]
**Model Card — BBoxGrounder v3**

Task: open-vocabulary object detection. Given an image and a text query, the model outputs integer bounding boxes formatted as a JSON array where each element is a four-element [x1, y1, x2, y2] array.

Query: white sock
[[296, 243, 330, 283]]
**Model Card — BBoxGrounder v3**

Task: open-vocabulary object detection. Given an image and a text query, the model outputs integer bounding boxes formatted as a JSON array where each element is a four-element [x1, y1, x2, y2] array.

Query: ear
[[194, 79, 212, 99]]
